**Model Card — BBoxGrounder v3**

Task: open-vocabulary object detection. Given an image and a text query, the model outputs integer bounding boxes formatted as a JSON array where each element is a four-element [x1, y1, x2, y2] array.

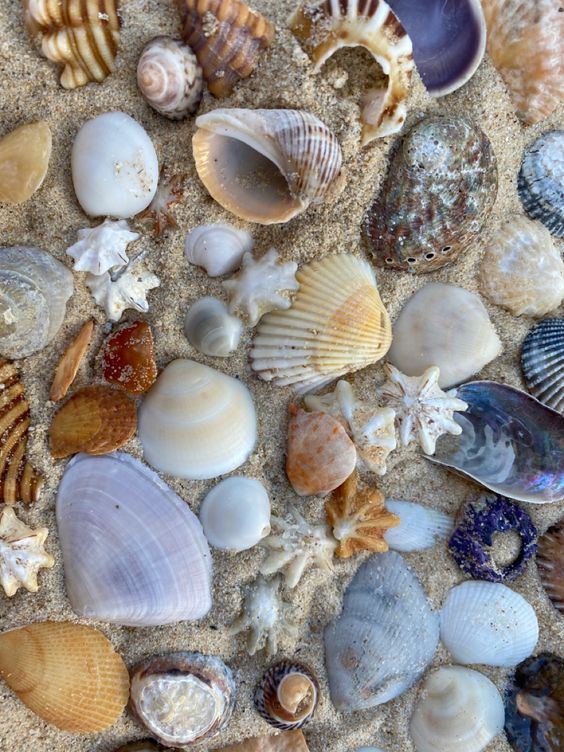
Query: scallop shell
[[176, 0, 274, 97], [102, 320, 158, 395], [289, 0, 414, 144], [363, 115, 497, 273], [251, 255, 391, 391], [0, 246, 73, 360], [213, 730, 310, 752], [522, 319, 564, 415], [138, 359, 256, 480], [325, 551, 439, 711], [184, 297, 243, 357], [384, 500, 454, 552], [56, 452, 212, 625], [254, 660, 319, 730], [130, 652, 236, 747], [536, 519, 564, 614], [518, 131, 564, 238], [440, 580, 538, 667], [185, 224, 253, 277], [50, 320, 94, 402], [193, 108, 343, 224], [0, 621, 129, 732], [0, 506, 54, 596], [409, 666, 505, 752], [0, 122, 52, 205]]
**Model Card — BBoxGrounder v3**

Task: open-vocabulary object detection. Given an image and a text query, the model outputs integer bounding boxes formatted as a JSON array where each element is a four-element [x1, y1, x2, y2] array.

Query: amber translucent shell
[[0, 122, 52, 205], [50, 320, 94, 402], [50, 385, 137, 458], [0, 621, 129, 732], [102, 320, 157, 395], [213, 729, 310, 751]]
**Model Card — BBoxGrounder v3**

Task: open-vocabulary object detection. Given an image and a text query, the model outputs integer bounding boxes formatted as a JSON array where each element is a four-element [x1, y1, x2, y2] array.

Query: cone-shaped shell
[[251, 255, 391, 391], [0, 122, 52, 205], [0, 621, 129, 732], [193, 108, 343, 224]]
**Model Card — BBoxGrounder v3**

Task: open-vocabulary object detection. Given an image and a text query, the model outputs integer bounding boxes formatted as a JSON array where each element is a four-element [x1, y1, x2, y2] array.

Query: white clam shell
[[56, 452, 213, 626], [384, 500, 454, 552], [71, 112, 159, 218], [185, 223, 253, 277], [184, 297, 243, 357], [138, 359, 257, 480], [440, 580, 539, 667], [199, 476, 271, 551]]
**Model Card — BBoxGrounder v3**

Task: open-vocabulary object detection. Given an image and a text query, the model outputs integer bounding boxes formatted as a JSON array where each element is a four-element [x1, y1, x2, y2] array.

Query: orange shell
[[50, 320, 94, 402], [214, 729, 310, 751], [102, 320, 157, 395]]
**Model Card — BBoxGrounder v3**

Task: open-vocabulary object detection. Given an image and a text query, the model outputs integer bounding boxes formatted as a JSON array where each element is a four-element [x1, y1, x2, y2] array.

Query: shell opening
[[277, 673, 316, 719]]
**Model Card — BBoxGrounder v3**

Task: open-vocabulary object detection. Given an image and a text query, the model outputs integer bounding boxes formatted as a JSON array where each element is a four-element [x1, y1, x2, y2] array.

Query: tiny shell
[[184, 297, 243, 357], [86, 259, 160, 323], [254, 660, 319, 730], [213, 730, 310, 752], [0, 506, 54, 596], [518, 131, 564, 238], [102, 320, 158, 395], [384, 500, 454, 552], [65, 219, 139, 275], [536, 519, 564, 614], [138, 167, 185, 235], [0, 122, 52, 205], [185, 224, 253, 277], [50, 319, 94, 401], [521, 318, 564, 414]]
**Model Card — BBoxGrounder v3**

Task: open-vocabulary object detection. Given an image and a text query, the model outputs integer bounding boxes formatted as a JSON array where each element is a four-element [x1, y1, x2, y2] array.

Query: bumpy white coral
[[0, 507, 54, 597], [66, 219, 140, 275], [86, 257, 160, 322]]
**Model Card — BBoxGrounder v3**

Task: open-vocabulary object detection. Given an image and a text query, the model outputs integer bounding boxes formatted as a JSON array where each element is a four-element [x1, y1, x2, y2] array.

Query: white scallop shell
[[440, 580, 539, 667], [185, 224, 253, 277], [199, 477, 271, 551], [184, 297, 243, 357], [384, 501, 454, 552], [138, 359, 257, 480], [66, 218, 139, 274]]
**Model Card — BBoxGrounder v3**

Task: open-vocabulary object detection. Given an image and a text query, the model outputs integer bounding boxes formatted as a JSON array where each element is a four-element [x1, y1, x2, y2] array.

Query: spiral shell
[[254, 661, 319, 730], [185, 224, 253, 277], [0, 121, 52, 205], [184, 297, 243, 357]]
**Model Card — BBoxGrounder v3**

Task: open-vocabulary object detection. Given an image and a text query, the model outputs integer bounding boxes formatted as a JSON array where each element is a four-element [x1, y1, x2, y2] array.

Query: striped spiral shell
[[254, 660, 319, 730]]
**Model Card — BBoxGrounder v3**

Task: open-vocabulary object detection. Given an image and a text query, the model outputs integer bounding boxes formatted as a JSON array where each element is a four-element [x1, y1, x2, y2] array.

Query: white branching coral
[[0, 507, 54, 597], [66, 219, 140, 275], [86, 256, 160, 322]]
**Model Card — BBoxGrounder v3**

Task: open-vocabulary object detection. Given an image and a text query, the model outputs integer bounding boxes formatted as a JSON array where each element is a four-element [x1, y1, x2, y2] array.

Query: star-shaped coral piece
[[66, 219, 139, 275], [86, 257, 160, 322], [0, 507, 54, 597]]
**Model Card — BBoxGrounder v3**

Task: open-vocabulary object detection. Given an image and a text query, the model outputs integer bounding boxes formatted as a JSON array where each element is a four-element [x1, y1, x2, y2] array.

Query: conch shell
[[0, 122, 52, 205]]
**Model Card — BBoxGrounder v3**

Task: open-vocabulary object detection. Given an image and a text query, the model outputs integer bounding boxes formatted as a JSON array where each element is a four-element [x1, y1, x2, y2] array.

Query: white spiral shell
[[185, 224, 253, 277], [184, 297, 243, 357]]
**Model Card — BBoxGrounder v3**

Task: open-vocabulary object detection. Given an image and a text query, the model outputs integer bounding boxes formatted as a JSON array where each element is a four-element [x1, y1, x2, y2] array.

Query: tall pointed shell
[[0, 122, 52, 205], [289, 0, 414, 144], [56, 452, 213, 626], [185, 224, 253, 277], [521, 318, 564, 415], [518, 131, 564, 238], [0, 621, 129, 732], [324, 551, 439, 711], [193, 108, 343, 224], [251, 255, 392, 392], [384, 500, 454, 552]]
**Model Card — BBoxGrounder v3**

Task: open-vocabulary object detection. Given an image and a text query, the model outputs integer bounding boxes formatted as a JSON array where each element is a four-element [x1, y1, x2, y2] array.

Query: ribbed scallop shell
[[251, 255, 391, 392], [518, 131, 564, 238], [23, 0, 121, 89], [521, 318, 564, 415], [193, 108, 343, 224], [0, 121, 52, 205], [536, 519, 564, 614], [384, 500, 454, 552], [185, 224, 253, 277], [184, 297, 243, 357], [289, 0, 414, 144], [254, 661, 319, 730], [56, 452, 213, 626], [0, 621, 129, 732], [440, 581, 539, 667]]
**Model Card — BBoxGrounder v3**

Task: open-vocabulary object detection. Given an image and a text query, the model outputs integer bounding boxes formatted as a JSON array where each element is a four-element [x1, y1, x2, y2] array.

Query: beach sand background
[[0, 0, 562, 750]]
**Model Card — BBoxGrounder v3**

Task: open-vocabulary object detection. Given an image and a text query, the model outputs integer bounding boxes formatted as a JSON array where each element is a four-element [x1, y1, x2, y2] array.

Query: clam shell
[[254, 660, 319, 730], [536, 519, 564, 614], [184, 297, 243, 357], [0, 122, 52, 204], [251, 254, 391, 391], [185, 223, 253, 277], [193, 108, 343, 224], [102, 320, 158, 395], [56, 452, 212, 626], [522, 318, 564, 415], [384, 500, 454, 552], [213, 730, 310, 752], [138, 359, 256, 480], [0, 621, 129, 732], [50, 319, 94, 401], [518, 131, 564, 238], [440, 581, 538, 667]]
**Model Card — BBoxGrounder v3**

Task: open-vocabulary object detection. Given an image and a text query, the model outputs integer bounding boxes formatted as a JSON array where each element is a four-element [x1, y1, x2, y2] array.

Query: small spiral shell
[[254, 660, 319, 730]]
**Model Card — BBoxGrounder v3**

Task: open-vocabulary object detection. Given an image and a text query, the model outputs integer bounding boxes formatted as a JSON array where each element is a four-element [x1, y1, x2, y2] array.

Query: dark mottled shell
[[522, 319, 564, 415], [363, 115, 498, 273], [536, 519, 564, 615], [254, 660, 319, 730], [518, 131, 564, 238]]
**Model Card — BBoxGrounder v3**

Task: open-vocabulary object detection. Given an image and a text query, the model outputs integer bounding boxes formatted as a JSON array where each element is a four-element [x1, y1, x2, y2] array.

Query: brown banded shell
[[254, 660, 320, 730], [0, 122, 52, 205], [536, 519, 564, 615], [50, 320, 94, 402], [518, 131, 564, 239], [363, 115, 498, 273], [176, 0, 274, 97]]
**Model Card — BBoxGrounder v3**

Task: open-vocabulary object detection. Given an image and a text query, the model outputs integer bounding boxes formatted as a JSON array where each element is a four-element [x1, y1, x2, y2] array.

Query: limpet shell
[[254, 660, 319, 730], [521, 318, 564, 414], [0, 122, 52, 205], [518, 131, 564, 238]]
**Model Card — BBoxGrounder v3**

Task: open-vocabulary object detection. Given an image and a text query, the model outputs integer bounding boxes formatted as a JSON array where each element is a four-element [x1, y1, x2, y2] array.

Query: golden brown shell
[[536, 519, 564, 614], [50, 320, 94, 402], [213, 730, 311, 752], [0, 122, 52, 205]]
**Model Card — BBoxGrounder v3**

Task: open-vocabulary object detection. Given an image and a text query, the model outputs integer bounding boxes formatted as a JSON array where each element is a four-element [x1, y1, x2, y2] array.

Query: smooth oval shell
[[254, 660, 319, 730], [185, 224, 253, 277], [522, 318, 564, 415], [536, 519, 564, 614], [50, 319, 94, 402], [102, 320, 158, 395], [0, 122, 52, 204], [384, 500, 453, 552], [518, 131, 564, 238], [184, 297, 243, 357]]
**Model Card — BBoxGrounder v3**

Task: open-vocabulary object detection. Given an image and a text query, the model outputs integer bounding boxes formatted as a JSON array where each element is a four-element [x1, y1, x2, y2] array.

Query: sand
[[0, 0, 562, 750]]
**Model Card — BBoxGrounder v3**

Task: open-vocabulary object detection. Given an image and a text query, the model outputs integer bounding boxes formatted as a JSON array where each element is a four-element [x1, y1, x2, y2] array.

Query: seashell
[[86, 256, 161, 322], [102, 320, 158, 395], [0, 246, 73, 360], [448, 494, 537, 582], [0, 359, 43, 504], [66, 219, 139, 275], [130, 652, 236, 747], [409, 665, 505, 752], [138, 359, 256, 480], [364, 115, 497, 273], [72, 112, 159, 218], [193, 108, 343, 224], [0, 621, 129, 731], [289, 0, 414, 144], [522, 318, 564, 415], [115, 743, 166, 752], [23, 0, 121, 88], [481, 0, 564, 125], [137, 37, 203, 119], [0, 506, 54, 596], [286, 405, 357, 496], [184, 297, 243, 357], [325, 551, 439, 711], [185, 223, 253, 277], [176, 0, 275, 98], [387, 283, 502, 388], [0, 121, 52, 204], [254, 660, 319, 730], [50, 320, 94, 402], [429, 380, 564, 504], [56, 452, 212, 625], [518, 131, 564, 238], [251, 255, 392, 391], [536, 519, 564, 614], [440, 580, 538, 667], [384, 500, 454, 553], [199, 476, 271, 551], [138, 167, 185, 235], [213, 730, 310, 752], [326, 471, 400, 558]]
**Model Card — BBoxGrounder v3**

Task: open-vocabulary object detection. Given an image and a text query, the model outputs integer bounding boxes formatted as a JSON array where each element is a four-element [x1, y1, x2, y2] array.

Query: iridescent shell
[[363, 115, 497, 273], [536, 519, 564, 614], [0, 122, 52, 205], [518, 131, 564, 238], [521, 318, 564, 415], [254, 660, 319, 730]]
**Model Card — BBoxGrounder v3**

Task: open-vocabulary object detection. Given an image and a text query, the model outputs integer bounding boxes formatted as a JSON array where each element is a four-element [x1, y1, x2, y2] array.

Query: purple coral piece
[[449, 494, 537, 582]]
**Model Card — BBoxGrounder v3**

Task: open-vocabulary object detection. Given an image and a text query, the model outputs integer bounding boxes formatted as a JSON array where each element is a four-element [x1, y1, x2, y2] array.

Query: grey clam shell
[[521, 318, 564, 415], [518, 131, 564, 238]]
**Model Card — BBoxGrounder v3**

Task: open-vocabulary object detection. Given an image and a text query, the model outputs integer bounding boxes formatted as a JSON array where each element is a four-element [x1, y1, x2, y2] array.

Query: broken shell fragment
[[213, 730, 311, 752], [536, 519, 564, 614], [86, 259, 160, 323], [65, 219, 139, 275], [102, 320, 157, 395], [0, 506, 54, 596], [254, 660, 319, 730], [50, 319, 94, 401], [185, 223, 253, 277], [184, 297, 243, 357], [0, 121, 52, 205], [521, 318, 564, 415], [518, 131, 564, 238]]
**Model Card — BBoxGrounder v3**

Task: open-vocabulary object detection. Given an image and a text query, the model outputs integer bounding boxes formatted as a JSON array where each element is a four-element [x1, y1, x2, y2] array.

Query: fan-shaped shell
[[193, 108, 343, 224], [0, 122, 52, 205], [56, 452, 213, 626], [518, 131, 564, 238], [522, 319, 564, 415], [251, 255, 391, 392], [254, 660, 319, 730], [536, 519, 564, 614], [384, 500, 453, 552], [184, 297, 243, 357], [185, 224, 253, 277]]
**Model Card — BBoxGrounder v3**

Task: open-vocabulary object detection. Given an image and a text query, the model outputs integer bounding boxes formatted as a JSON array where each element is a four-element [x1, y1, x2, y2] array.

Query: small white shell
[[86, 258, 160, 322], [199, 477, 271, 551], [66, 219, 139, 274], [384, 501, 454, 552], [184, 297, 243, 357], [440, 580, 539, 667], [185, 224, 253, 277]]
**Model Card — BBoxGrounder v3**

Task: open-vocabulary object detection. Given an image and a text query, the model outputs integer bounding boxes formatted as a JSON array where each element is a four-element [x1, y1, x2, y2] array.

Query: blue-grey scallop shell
[[522, 319, 564, 415], [518, 131, 564, 238], [363, 115, 498, 273]]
